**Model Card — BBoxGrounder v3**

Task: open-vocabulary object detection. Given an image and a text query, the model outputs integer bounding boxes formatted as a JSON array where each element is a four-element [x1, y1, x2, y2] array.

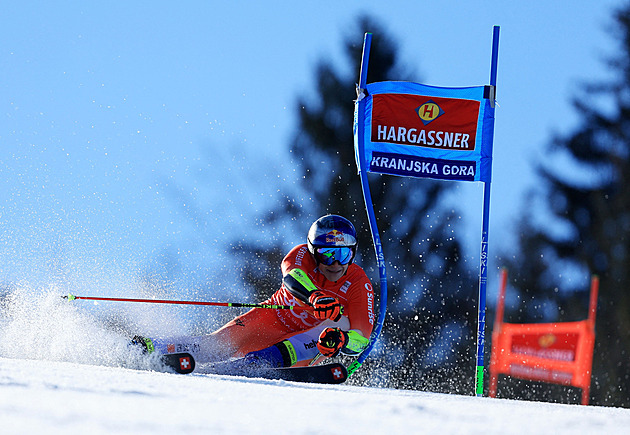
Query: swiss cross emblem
[[331, 367, 344, 380], [179, 357, 191, 370]]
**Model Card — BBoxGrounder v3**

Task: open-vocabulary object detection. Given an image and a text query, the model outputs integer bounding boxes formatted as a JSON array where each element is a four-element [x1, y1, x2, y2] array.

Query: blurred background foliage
[[237, 7, 630, 407]]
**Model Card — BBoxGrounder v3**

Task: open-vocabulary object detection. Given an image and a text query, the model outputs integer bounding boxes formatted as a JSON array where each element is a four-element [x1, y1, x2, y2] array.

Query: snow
[[1, 288, 629, 434], [1, 357, 629, 434]]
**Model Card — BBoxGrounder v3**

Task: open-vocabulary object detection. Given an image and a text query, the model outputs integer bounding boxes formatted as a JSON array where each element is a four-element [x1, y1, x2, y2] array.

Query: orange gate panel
[[489, 269, 598, 405]]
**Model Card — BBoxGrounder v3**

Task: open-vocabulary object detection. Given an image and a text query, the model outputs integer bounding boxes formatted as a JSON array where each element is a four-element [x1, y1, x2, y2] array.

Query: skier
[[133, 214, 375, 371]]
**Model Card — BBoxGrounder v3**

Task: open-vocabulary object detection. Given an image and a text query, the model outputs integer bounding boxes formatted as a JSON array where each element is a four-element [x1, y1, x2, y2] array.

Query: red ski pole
[[62, 294, 309, 311]]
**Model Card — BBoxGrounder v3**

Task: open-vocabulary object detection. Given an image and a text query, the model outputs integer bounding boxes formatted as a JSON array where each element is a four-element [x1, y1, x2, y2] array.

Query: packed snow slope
[[1, 287, 630, 434], [1, 357, 630, 435]]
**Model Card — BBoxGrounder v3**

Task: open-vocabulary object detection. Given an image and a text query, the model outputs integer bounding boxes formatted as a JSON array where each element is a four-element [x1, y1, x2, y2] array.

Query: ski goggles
[[314, 246, 354, 265]]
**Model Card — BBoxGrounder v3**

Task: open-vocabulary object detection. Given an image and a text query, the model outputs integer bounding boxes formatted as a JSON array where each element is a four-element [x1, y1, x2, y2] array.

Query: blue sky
[[1, 1, 622, 297]]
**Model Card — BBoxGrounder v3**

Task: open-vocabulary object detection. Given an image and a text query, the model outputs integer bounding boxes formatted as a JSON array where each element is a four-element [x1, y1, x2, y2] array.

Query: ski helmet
[[307, 215, 358, 265]]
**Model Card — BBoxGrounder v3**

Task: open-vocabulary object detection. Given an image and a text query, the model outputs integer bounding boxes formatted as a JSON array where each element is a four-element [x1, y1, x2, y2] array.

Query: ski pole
[[62, 294, 308, 310], [308, 352, 325, 366]]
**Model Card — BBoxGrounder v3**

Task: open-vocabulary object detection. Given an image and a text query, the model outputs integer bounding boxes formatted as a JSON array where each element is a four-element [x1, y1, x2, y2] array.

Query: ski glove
[[317, 327, 349, 358], [308, 291, 343, 322]]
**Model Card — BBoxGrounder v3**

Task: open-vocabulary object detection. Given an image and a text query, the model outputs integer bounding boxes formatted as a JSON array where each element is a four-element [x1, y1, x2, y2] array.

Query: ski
[[201, 360, 348, 384], [158, 352, 347, 384], [160, 352, 196, 374], [250, 363, 348, 384]]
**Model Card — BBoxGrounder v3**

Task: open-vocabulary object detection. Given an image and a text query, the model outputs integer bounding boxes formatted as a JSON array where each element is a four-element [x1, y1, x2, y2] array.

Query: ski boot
[[131, 335, 155, 354], [206, 341, 295, 375]]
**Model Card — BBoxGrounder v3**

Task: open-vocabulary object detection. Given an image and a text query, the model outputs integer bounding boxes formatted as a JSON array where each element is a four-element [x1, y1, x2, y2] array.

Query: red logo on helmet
[[325, 230, 345, 244]]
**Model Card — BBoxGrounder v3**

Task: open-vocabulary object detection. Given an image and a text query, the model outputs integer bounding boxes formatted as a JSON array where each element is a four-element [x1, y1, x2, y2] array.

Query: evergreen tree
[[242, 16, 478, 393], [502, 4, 630, 407]]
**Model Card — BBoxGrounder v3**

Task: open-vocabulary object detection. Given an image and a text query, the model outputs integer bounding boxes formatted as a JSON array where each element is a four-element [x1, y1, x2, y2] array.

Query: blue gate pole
[[348, 32, 389, 376], [476, 25, 500, 397]]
